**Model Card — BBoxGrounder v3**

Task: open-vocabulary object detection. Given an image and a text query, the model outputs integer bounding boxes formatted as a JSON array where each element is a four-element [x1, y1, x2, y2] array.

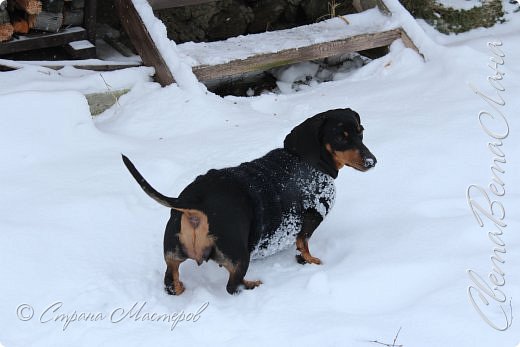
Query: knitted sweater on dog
[[222, 149, 336, 259]]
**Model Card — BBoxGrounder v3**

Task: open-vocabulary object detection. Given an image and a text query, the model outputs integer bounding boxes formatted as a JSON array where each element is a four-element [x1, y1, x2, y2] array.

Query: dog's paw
[[226, 285, 241, 295], [296, 254, 322, 265], [242, 279, 263, 290], [165, 281, 185, 295]]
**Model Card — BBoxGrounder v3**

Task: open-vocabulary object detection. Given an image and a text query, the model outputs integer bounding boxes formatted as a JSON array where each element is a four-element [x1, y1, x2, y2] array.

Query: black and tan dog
[[122, 108, 376, 295]]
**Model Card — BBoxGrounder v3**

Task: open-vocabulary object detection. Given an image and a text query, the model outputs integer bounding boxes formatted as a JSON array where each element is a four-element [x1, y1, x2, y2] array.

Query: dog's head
[[284, 108, 377, 178]]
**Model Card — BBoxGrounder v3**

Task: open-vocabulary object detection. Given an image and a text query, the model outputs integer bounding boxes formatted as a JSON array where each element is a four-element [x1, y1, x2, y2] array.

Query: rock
[[206, 1, 253, 41], [301, 0, 329, 21], [247, 0, 287, 33]]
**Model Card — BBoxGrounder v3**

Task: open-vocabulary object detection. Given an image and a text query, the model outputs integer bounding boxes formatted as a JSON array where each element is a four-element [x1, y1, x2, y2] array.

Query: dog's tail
[[121, 154, 194, 210]]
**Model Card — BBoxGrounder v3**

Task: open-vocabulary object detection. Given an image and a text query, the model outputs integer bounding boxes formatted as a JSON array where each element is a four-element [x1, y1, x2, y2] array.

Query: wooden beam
[[192, 29, 402, 81], [399, 28, 423, 59], [0, 27, 87, 55], [148, 0, 216, 10], [65, 40, 96, 58], [352, 0, 391, 15], [84, 0, 97, 43], [0, 60, 141, 71], [375, 0, 391, 16], [115, 0, 175, 86]]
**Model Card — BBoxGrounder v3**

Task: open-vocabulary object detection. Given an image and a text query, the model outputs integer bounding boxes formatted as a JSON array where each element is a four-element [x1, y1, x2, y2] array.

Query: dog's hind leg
[[296, 209, 323, 265], [164, 254, 186, 295], [220, 256, 262, 295]]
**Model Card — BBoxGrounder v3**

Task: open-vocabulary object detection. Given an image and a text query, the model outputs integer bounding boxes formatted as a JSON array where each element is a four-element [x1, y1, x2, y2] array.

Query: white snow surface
[[0, 64, 154, 95], [438, 0, 484, 10], [1, 2, 520, 347], [68, 40, 95, 50], [178, 8, 398, 66]]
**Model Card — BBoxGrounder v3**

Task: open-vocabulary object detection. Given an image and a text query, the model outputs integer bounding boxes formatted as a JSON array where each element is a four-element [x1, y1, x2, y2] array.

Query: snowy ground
[[1, 1, 519, 346]]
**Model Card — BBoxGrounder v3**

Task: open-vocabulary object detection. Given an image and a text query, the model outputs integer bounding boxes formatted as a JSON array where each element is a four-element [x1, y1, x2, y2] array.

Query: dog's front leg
[[296, 209, 323, 265]]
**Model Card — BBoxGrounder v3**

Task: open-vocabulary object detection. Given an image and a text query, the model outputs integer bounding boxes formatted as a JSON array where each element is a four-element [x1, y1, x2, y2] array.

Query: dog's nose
[[364, 157, 376, 168]]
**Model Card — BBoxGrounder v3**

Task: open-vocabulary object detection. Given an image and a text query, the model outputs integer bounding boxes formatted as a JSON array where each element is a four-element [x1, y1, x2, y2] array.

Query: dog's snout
[[363, 157, 377, 168]]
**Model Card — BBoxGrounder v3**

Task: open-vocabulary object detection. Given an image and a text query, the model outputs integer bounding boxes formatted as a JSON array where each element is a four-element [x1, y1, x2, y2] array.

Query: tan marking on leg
[[220, 259, 238, 276], [173, 208, 215, 265], [165, 253, 185, 295], [220, 256, 261, 292], [296, 235, 322, 265], [242, 279, 263, 289]]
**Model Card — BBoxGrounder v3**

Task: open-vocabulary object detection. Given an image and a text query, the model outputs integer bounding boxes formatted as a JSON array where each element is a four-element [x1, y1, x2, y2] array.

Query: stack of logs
[[0, 0, 85, 42]]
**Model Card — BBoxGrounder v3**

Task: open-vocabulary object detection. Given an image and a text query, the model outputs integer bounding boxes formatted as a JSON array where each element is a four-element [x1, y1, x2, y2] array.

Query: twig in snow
[[393, 327, 402, 346], [99, 73, 120, 108], [368, 327, 403, 347]]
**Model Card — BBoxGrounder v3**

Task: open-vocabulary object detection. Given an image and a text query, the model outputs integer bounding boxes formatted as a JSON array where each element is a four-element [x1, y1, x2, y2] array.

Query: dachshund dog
[[122, 108, 377, 295]]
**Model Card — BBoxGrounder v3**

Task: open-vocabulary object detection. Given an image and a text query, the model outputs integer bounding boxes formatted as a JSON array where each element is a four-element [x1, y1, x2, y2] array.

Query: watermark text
[[16, 301, 209, 331], [466, 40, 513, 331]]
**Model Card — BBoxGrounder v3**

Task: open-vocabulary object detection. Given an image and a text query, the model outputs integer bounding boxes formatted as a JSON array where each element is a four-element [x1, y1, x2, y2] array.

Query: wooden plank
[[71, 63, 141, 70], [192, 29, 402, 81], [0, 60, 141, 71], [115, 0, 174, 86], [352, 0, 390, 15], [84, 0, 96, 43], [64, 39, 96, 58], [375, 0, 391, 16], [399, 28, 423, 58], [0, 27, 87, 54], [148, 0, 216, 10]]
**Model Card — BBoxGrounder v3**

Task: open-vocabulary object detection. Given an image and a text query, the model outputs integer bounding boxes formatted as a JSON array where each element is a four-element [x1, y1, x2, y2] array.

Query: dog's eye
[[335, 131, 348, 143]]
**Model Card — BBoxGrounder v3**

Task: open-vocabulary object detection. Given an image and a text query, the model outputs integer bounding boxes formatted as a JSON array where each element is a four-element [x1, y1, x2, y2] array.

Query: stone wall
[[96, 0, 508, 48], [154, 0, 355, 43]]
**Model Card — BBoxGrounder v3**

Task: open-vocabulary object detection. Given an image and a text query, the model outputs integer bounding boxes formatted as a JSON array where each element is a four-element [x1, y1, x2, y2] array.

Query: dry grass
[[317, 0, 350, 25]]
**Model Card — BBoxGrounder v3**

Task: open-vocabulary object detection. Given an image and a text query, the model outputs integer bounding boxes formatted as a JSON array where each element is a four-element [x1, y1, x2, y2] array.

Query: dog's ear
[[284, 112, 338, 178], [283, 114, 326, 165], [349, 108, 361, 126]]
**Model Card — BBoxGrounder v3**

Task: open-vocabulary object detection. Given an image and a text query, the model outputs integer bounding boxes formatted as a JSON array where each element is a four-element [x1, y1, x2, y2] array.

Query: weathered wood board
[[192, 29, 402, 81], [116, 0, 422, 86], [115, 0, 175, 86], [148, 0, 216, 10]]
